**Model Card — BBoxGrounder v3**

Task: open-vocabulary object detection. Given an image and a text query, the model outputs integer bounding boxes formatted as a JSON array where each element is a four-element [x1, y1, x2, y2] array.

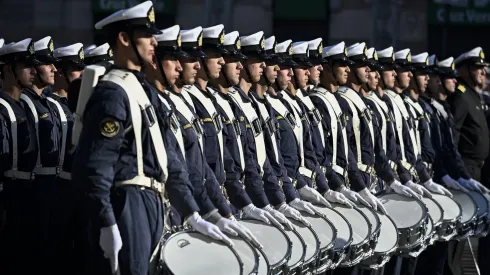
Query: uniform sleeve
[[302, 120, 329, 193], [275, 126, 299, 202], [204, 162, 232, 216], [415, 157, 432, 183], [242, 130, 270, 208], [419, 118, 436, 165], [371, 110, 396, 183], [262, 157, 286, 207], [448, 92, 467, 146]]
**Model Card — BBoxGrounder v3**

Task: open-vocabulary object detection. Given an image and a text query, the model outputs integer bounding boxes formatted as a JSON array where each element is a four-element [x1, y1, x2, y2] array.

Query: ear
[[118, 32, 131, 47]]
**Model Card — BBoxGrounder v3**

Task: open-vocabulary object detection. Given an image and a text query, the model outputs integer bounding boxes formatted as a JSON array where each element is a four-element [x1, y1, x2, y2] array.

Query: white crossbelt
[[405, 101, 422, 156], [101, 69, 168, 188], [158, 93, 186, 160], [229, 91, 264, 173], [365, 91, 388, 152], [0, 98, 33, 180], [251, 95, 280, 163], [46, 97, 69, 180], [185, 85, 225, 171], [296, 89, 325, 148]]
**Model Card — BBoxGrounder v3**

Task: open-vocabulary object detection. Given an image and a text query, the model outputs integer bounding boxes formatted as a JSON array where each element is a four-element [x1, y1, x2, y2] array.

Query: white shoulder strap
[[47, 97, 68, 170], [296, 89, 325, 149], [158, 94, 185, 160], [384, 91, 406, 161], [405, 103, 422, 155], [365, 93, 387, 152], [252, 96, 280, 163], [169, 92, 204, 152], [216, 92, 245, 171], [0, 99, 18, 175], [20, 94, 41, 168], [431, 100, 448, 119], [102, 69, 168, 182]]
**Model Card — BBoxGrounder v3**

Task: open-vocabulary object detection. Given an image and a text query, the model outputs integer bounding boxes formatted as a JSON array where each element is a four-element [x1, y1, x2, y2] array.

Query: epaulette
[[457, 84, 466, 93]]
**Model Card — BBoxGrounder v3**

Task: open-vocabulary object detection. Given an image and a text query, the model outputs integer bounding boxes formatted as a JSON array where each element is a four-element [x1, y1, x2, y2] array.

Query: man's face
[[443, 77, 458, 93], [180, 56, 200, 85], [396, 70, 413, 89], [161, 57, 182, 86], [204, 52, 225, 79], [264, 64, 279, 84], [414, 73, 429, 93], [428, 74, 442, 94], [308, 64, 323, 86], [277, 66, 293, 90], [367, 71, 379, 91], [293, 66, 310, 88], [133, 30, 157, 65], [14, 62, 37, 87], [224, 57, 243, 86], [244, 57, 266, 83], [469, 65, 486, 86], [36, 64, 57, 85], [332, 64, 350, 85], [382, 70, 397, 89]]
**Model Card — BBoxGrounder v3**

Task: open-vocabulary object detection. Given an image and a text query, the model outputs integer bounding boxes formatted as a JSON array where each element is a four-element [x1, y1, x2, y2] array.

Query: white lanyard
[[365, 92, 387, 152], [296, 89, 325, 149], [252, 95, 280, 163], [46, 97, 68, 171], [278, 91, 305, 166]]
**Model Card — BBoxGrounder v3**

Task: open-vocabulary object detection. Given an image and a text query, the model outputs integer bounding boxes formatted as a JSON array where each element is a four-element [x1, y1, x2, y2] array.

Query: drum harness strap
[[19, 94, 67, 179], [278, 90, 317, 188], [100, 69, 169, 268], [295, 89, 325, 149], [310, 87, 349, 183], [405, 97, 434, 173], [385, 90, 419, 181], [338, 86, 376, 179], [229, 90, 265, 176], [431, 99, 450, 147], [46, 97, 70, 180], [251, 94, 280, 165], [158, 93, 186, 160]]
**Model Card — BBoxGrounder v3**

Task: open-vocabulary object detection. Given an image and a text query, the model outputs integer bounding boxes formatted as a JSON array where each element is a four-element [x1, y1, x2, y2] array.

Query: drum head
[[378, 193, 425, 229], [229, 235, 258, 275], [284, 228, 306, 268], [290, 219, 319, 263], [484, 193, 490, 220], [452, 190, 477, 223], [303, 213, 335, 250], [431, 194, 461, 221], [316, 206, 353, 250], [374, 213, 398, 253], [357, 205, 381, 233], [422, 197, 443, 225], [163, 232, 242, 275], [330, 203, 370, 245], [257, 247, 270, 275], [468, 191, 489, 218], [238, 219, 290, 267]]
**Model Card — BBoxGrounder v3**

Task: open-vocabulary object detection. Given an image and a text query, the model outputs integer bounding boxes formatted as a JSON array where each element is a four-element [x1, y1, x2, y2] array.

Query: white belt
[[288, 177, 298, 188], [423, 161, 432, 170], [388, 160, 398, 171], [358, 163, 376, 175], [4, 170, 35, 180], [400, 160, 419, 181], [332, 165, 347, 178], [34, 166, 60, 175], [59, 171, 72, 180], [116, 175, 165, 194], [298, 166, 315, 179]]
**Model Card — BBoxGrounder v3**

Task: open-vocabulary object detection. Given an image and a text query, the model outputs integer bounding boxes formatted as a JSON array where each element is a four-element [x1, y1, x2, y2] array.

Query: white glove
[[298, 185, 331, 207], [339, 186, 370, 207], [389, 180, 421, 199], [277, 202, 310, 226], [406, 180, 432, 198], [289, 198, 326, 218], [216, 216, 263, 249], [241, 204, 282, 229], [423, 179, 453, 197], [459, 178, 490, 194], [443, 175, 469, 192], [359, 188, 388, 214], [263, 205, 291, 230], [99, 224, 122, 274], [186, 212, 233, 247], [324, 189, 356, 208]]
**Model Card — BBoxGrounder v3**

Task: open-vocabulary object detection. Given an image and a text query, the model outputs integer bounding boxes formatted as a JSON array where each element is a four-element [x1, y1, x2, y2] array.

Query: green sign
[[429, 0, 490, 25], [92, 0, 175, 14], [274, 0, 328, 20]]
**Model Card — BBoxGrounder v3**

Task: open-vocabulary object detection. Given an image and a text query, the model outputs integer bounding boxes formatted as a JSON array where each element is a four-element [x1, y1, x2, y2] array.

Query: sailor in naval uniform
[[185, 25, 282, 228], [71, 2, 231, 274], [0, 38, 42, 274]]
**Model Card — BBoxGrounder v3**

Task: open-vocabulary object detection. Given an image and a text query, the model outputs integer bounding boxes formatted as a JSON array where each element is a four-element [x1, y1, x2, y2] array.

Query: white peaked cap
[[276, 40, 293, 55], [367, 47, 376, 59], [428, 54, 437, 66], [154, 25, 180, 43], [454, 46, 486, 65], [0, 38, 34, 56], [84, 44, 97, 54], [292, 41, 309, 55], [322, 41, 345, 58], [346, 42, 366, 57], [95, 1, 156, 30], [54, 43, 83, 58], [411, 52, 429, 64], [34, 36, 53, 52], [0, 39, 4, 48], [395, 48, 411, 61], [438, 57, 454, 68], [265, 36, 276, 51], [224, 31, 239, 46], [203, 24, 224, 39], [181, 26, 202, 43], [377, 47, 394, 59], [86, 43, 111, 58], [240, 31, 264, 47]]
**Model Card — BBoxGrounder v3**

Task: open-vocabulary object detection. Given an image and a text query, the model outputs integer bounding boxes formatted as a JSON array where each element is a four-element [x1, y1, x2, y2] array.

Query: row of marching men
[[0, 1, 489, 275]]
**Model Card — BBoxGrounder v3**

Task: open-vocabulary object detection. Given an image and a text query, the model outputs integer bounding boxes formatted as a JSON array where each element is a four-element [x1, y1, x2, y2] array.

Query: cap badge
[[407, 52, 411, 62], [108, 48, 113, 57], [198, 32, 203, 47], [425, 57, 429, 65], [318, 42, 322, 55], [392, 53, 395, 61], [288, 45, 293, 56], [373, 50, 378, 61], [274, 42, 278, 54], [260, 37, 265, 50], [219, 31, 225, 45], [480, 50, 485, 59], [236, 39, 241, 50], [451, 62, 455, 70], [363, 47, 367, 57], [28, 43, 35, 55], [148, 7, 155, 24], [48, 40, 54, 53], [79, 48, 84, 60], [344, 47, 348, 56], [177, 34, 181, 47]]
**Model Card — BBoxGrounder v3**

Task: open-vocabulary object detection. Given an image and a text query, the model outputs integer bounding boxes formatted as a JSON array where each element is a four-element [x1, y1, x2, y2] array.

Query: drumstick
[[467, 237, 481, 275]]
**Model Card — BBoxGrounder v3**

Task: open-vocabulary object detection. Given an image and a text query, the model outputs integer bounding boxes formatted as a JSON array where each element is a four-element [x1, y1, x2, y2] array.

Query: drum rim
[[331, 202, 373, 245], [371, 213, 399, 254], [304, 213, 338, 251], [377, 192, 428, 230], [284, 226, 307, 269], [256, 246, 271, 275], [422, 196, 445, 226], [468, 190, 489, 218], [431, 193, 463, 224], [161, 230, 244, 274], [452, 190, 478, 223], [319, 206, 354, 251], [231, 235, 260, 274], [238, 218, 292, 270], [357, 204, 382, 241], [290, 218, 321, 265]]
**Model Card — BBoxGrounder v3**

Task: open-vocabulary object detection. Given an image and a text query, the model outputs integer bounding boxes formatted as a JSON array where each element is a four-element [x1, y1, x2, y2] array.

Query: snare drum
[[430, 193, 461, 241], [315, 206, 353, 269], [257, 247, 270, 275], [421, 196, 444, 245], [160, 231, 243, 275], [301, 213, 336, 274], [238, 219, 292, 274], [468, 191, 489, 237], [377, 193, 428, 254], [357, 205, 381, 258], [329, 203, 372, 267], [451, 190, 478, 240], [229, 235, 260, 275], [360, 213, 399, 270], [283, 226, 307, 274]]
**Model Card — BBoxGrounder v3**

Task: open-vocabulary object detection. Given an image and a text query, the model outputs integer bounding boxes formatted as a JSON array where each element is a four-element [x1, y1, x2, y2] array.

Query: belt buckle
[[56, 166, 61, 175], [292, 179, 298, 188], [30, 172, 36, 180], [150, 179, 162, 193]]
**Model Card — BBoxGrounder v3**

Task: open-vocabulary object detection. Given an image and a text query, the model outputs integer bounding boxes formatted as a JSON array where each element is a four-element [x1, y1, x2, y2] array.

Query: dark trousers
[[414, 242, 448, 275], [478, 233, 490, 275], [383, 256, 418, 275], [82, 187, 164, 275]]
